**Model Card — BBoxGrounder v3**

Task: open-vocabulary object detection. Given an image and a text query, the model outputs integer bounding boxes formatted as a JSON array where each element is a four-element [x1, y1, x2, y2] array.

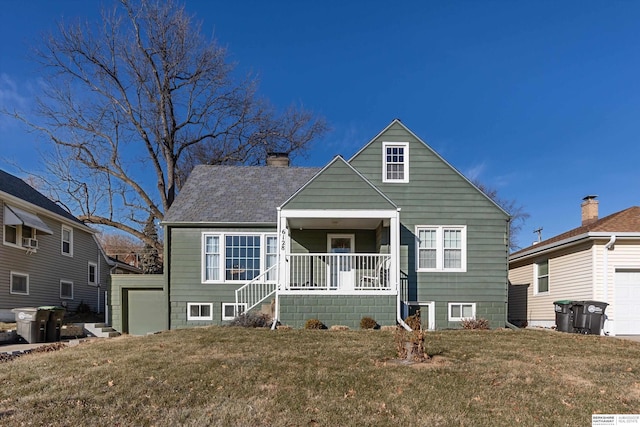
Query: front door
[[327, 234, 355, 290]]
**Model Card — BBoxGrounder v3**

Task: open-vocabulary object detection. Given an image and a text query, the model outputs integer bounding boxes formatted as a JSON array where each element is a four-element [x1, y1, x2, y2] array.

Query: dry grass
[[1, 327, 639, 426]]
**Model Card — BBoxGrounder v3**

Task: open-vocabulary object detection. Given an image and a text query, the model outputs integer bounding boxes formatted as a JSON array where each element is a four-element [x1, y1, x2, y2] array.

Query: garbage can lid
[[38, 306, 66, 311], [553, 300, 573, 305]]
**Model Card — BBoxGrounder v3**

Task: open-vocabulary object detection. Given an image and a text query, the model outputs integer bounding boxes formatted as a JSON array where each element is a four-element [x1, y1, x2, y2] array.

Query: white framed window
[[187, 303, 213, 321], [266, 235, 278, 281], [61, 225, 73, 256], [416, 226, 467, 272], [60, 280, 74, 300], [10, 272, 29, 295], [534, 260, 549, 294], [448, 302, 476, 321], [222, 303, 246, 321], [4, 224, 34, 247], [4, 224, 18, 245], [202, 233, 278, 283], [88, 262, 98, 286], [382, 142, 409, 183]]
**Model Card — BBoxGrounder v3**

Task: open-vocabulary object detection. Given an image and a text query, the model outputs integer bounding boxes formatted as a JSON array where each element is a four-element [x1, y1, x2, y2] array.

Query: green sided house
[[110, 120, 510, 333]]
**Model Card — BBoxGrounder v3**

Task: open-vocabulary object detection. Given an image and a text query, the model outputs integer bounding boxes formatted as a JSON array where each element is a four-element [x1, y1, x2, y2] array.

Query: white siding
[[595, 240, 640, 321], [509, 242, 593, 326]]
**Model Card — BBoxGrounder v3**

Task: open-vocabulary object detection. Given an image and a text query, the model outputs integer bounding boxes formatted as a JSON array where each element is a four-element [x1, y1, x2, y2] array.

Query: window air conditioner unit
[[22, 238, 38, 249]]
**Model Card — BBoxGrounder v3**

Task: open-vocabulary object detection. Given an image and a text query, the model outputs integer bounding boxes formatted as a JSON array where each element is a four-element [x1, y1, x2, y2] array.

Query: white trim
[[279, 156, 398, 210], [382, 141, 409, 183], [88, 262, 98, 287], [10, 271, 29, 295], [187, 302, 213, 321], [61, 225, 73, 257], [448, 302, 476, 322], [415, 225, 467, 272], [60, 280, 74, 300], [533, 259, 549, 295], [327, 234, 355, 290], [279, 289, 397, 296], [221, 302, 246, 321], [404, 301, 436, 330], [201, 232, 277, 284], [281, 209, 398, 219]]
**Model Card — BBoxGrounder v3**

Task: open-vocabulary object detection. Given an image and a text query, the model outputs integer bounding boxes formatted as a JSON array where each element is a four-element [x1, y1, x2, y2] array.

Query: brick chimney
[[266, 152, 290, 167], [581, 195, 599, 226]]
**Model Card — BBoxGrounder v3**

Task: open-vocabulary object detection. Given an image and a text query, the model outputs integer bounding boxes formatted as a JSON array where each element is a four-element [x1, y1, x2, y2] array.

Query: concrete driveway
[[615, 335, 640, 342]]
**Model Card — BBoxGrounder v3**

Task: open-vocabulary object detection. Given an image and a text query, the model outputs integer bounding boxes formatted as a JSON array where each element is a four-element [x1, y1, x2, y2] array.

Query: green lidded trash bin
[[11, 307, 50, 343], [572, 301, 608, 335], [553, 300, 574, 333], [40, 306, 66, 342]]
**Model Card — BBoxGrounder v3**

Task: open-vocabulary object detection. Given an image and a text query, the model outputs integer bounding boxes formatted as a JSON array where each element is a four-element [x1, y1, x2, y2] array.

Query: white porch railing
[[235, 264, 278, 313], [287, 253, 391, 291]]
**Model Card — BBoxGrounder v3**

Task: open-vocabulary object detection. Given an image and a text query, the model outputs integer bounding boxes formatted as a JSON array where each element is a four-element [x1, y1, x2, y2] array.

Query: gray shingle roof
[[163, 165, 320, 224], [0, 169, 83, 224]]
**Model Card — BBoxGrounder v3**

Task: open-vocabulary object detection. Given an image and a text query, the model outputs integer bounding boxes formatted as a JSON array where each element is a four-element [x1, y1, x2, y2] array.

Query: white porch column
[[389, 208, 401, 292], [277, 208, 290, 290]]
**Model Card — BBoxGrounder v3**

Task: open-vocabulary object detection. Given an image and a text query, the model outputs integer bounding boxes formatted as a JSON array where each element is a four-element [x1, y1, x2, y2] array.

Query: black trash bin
[[41, 306, 66, 342], [554, 300, 575, 333], [572, 301, 608, 335], [11, 307, 50, 343]]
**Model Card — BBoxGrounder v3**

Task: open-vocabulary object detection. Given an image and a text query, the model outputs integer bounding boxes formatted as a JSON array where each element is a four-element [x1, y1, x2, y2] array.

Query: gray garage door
[[126, 289, 166, 335], [615, 270, 640, 335]]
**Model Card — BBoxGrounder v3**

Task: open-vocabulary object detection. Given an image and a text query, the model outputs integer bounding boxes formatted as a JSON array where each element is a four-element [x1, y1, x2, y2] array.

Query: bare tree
[[473, 180, 530, 252], [6, 0, 327, 264], [97, 232, 144, 267]]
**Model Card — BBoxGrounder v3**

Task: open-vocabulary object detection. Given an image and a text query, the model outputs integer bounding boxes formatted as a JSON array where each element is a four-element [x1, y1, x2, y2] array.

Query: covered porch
[[278, 208, 401, 294]]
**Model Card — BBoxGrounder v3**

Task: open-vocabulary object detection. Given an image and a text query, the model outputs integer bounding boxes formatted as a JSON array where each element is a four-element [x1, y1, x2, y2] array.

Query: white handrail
[[287, 253, 391, 291], [235, 264, 278, 313]]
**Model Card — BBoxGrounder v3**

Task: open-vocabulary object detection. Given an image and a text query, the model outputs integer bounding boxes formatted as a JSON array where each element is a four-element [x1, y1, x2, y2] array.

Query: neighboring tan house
[[509, 196, 640, 335], [0, 169, 113, 321], [110, 120, 510, 333]]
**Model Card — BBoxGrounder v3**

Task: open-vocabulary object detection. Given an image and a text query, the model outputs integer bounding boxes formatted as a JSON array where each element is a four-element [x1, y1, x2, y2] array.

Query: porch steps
[[83, 323, 121, 338]]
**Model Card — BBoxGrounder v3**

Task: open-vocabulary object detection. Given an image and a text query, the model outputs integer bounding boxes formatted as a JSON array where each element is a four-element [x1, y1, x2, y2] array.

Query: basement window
[[448, 303, 476, 322], [222, 303, 246, 321], [187, 303, 213, 321]]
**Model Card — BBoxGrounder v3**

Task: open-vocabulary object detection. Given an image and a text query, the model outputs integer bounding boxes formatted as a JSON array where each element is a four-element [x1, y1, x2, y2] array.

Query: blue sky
[[1, 0, 639, 248]]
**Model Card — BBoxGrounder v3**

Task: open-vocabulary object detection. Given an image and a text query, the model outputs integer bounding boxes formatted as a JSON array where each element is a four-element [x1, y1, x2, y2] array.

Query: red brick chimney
[[581, 195, 599, 226]]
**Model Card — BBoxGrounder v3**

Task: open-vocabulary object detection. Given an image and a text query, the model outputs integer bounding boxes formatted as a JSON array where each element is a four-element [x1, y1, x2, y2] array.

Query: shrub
[[304, 318, 326, 330], [461, 318, 490, 330], [229, 312, 272, 328], [404, 314, 421, 331], [359, 317, 378, 330]]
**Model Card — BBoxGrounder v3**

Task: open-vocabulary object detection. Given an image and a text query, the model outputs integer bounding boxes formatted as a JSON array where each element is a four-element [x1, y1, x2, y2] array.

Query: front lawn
[[0, 327, 638, 426]]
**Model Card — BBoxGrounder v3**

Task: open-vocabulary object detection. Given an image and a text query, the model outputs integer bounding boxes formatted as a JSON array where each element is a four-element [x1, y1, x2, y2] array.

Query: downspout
[[397, 294, 411, 331], [603, 235, 616, 335], [272, 208, 284, 330], [392, 209, 411, 331]]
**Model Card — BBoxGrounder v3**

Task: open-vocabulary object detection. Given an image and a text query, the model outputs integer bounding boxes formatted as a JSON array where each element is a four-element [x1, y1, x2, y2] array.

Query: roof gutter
[[510, 232, 640, 263]]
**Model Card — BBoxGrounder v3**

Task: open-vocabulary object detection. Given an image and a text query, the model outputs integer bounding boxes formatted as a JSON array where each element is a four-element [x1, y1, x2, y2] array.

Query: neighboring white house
[[509, 196, 640, 335]]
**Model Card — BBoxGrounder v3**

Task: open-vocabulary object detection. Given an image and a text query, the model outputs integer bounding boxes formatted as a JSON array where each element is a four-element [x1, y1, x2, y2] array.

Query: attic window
[[382, 142, 409, 183]]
